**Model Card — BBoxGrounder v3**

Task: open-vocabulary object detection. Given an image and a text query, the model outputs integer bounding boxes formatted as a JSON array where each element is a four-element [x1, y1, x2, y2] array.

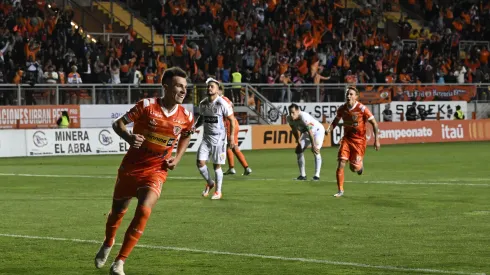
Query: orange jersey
[[221, 95, 237, 131], [336, 102, 374, 143], [221, 95, 235, 114], [121, 98, 194, 174]]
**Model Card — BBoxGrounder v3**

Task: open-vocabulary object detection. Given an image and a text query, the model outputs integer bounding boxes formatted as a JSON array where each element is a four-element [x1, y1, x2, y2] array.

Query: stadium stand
[[0, 0, 489, 105]]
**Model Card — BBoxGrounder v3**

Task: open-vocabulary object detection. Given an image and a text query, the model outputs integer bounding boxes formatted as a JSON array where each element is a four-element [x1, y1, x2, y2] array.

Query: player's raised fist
[[166, 157, 178, 170], [183, 126, 195, 136], [130, 134, 145, 148], [374, 138, 381, 151]]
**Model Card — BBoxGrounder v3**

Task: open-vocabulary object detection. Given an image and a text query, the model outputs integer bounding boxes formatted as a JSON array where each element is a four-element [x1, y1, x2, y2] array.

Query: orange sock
[[234, 148, 249, 168], [103, 209, 128, 247], [116, 205, 152, 261], [227, 148, 235, 168], [336, 168, 344, 192]]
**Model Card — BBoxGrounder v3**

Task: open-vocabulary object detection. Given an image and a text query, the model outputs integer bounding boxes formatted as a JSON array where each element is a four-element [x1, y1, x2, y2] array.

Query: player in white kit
[[195, 77, 236, 200], [287, 103, 325, 181]]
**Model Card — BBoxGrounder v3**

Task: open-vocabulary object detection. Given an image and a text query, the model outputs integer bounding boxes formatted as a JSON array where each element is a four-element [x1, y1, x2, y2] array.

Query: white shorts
[[197, 141, 227, 165], [299, 129, 324, 150]]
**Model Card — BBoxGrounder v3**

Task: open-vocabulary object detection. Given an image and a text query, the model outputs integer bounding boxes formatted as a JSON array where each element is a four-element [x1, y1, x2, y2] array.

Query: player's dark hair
[[288, 103, 300, 112], [161, 67, 187, 85]]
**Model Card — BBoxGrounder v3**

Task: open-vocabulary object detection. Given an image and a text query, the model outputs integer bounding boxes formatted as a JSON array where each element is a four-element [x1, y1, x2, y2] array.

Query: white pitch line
[[0, 173, 489, 186], [0, 233, 485, 275], [359, 180, 490, 187]]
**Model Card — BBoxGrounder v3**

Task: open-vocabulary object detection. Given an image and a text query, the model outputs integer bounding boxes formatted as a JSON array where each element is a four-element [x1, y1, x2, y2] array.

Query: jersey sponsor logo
[[145, 132, 175, 146], [150, 110, 163, 118], [204, 116, 218, 123], [173, 118, 186, 124]]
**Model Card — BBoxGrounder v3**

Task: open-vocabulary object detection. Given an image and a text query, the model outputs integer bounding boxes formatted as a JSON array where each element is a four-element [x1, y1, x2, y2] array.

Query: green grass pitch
[[0, 142, 489, 275]]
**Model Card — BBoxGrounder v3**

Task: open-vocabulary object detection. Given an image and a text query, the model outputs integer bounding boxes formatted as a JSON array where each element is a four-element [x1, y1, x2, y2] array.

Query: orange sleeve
[[124, 100, 146, 122], [335, 106, 343, 119], [362, 105, 374, 120]]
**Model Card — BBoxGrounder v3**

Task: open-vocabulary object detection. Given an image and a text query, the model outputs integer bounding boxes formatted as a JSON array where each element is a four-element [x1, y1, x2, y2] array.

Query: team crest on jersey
[[213, 107, 218, 114], [173, 126, 182, 135], [351, 112, 359, 121]]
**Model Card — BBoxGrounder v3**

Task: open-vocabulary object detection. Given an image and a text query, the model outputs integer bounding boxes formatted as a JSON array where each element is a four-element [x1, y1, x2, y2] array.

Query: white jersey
[[287, 111, 324, 133], [199, 96, 233, 144]]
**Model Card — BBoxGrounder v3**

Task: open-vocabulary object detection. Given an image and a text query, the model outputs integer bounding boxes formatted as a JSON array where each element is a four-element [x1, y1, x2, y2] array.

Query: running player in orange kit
[[325, 86, 380, 197], [218, 83, 252, 176], [94, 67, 194, 275]]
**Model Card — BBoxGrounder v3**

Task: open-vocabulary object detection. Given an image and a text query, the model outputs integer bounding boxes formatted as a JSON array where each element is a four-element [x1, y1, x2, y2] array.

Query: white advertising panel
[[25, 128, 128, 156], [268, 102, 346, 124], [80, 104, 194, 128], [22, 125, 252, 157], [388, 101, 467, 122], [0, 130, 27, 157]]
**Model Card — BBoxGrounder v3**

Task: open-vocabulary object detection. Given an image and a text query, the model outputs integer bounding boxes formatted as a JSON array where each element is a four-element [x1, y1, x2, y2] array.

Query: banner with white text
[[23, 125, 252, 157], [388, 101, 467, 122], [269, 102, 345, 124]]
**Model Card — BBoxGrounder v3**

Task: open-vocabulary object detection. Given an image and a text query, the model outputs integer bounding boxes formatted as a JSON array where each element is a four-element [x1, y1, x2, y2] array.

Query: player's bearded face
[[207, 82, 219, 96], [346, 89, 358, 104], [168, 76, 187, 104]]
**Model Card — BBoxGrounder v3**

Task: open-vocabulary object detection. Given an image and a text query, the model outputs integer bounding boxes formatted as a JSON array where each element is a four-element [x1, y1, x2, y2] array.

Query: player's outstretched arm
[[112, 117, 145, 148], [227, 115, 236, 149], [194, 115, 203, 129], [290, 125, 302, 153], [326, 117, 340, 135], [166, 133, 192, 170], [368, 118, 380, 151]]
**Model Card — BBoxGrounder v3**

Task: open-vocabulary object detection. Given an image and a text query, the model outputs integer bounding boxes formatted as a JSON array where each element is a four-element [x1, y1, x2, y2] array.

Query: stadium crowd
[[0, 0, 489, 105]]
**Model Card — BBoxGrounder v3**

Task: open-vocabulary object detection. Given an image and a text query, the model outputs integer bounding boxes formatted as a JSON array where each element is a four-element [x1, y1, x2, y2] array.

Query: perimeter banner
[[269, 102, 345, 125], [359, 86, 391, 104], [391, 85, 476, 102], [251, 124, 332, 149], [0, 105, 80, 129], [331, 119, 490, 146]]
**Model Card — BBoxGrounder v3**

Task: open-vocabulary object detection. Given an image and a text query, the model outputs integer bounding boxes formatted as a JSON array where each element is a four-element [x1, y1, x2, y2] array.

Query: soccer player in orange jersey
[[218, 84, 252, 176], [94, 67, 194, 275], [325, 86, 381, 197]]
